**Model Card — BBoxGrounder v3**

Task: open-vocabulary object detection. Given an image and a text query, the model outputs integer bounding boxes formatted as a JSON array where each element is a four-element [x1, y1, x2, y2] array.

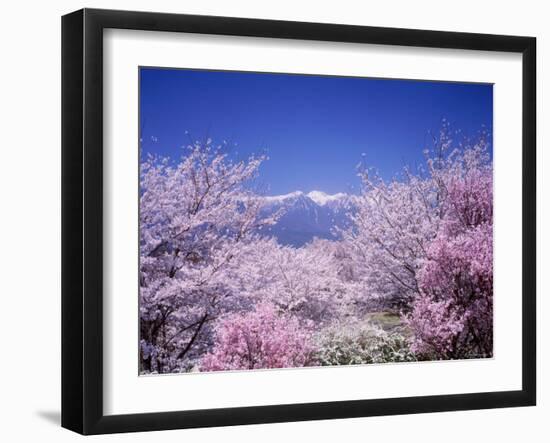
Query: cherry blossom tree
[[342, 160, 441, 310], [139, 141, 279, 373], [226, 237, 354, 325], [344, 124, 493, 359], [343, 125, 490, 307], [406, 144, 493, 359]]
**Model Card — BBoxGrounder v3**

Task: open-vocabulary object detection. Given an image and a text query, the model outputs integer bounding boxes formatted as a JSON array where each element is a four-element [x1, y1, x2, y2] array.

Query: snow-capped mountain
[[260, 191, 355, 247]]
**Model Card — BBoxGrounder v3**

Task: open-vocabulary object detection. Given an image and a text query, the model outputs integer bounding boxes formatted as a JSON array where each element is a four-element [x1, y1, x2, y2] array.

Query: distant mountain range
[[259, 191, 355, 247]]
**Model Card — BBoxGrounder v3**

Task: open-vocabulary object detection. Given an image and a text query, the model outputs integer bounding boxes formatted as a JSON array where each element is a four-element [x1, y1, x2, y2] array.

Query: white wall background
[[0, 0, 546, 441]]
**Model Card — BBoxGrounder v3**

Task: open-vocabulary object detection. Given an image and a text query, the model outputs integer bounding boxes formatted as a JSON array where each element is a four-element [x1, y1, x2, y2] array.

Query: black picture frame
[[61, 8, 536, 435]]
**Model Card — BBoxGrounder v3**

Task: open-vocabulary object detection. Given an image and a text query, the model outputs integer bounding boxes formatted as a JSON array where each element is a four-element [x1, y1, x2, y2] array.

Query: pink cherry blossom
[[201, 303, 316, 371]]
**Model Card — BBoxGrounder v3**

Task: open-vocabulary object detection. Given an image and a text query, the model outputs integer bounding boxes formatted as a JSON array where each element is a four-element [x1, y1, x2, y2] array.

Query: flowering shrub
[[201, 303, 316, 371], [314, 322, 415, 366]]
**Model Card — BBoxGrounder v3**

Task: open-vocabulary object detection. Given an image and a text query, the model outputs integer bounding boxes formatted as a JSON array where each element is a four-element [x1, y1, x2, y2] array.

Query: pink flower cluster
[[201, 303, 316, 371], [407, 150, 493, 359]]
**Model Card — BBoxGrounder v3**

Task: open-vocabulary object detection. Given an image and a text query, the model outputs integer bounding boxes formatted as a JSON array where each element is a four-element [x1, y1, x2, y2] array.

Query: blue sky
[[140, 67, 492, 195]]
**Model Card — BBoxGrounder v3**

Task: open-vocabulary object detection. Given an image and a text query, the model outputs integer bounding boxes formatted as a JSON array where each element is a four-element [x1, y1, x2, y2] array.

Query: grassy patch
[[365, 311, 411, 336]]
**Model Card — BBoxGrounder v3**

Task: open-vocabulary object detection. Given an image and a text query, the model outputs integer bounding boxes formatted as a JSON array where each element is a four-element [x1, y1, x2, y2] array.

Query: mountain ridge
[[260, 190, 355, 247]]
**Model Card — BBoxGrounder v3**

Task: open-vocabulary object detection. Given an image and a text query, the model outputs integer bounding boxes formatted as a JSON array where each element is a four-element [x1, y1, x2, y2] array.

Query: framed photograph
[[62, 8, 536, 435]]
